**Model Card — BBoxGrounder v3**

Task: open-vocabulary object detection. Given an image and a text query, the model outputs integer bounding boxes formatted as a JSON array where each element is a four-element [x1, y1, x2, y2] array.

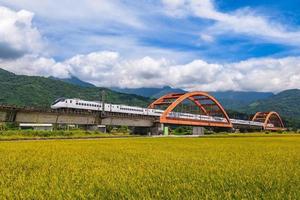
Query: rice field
[[0, 135, 299, 199]]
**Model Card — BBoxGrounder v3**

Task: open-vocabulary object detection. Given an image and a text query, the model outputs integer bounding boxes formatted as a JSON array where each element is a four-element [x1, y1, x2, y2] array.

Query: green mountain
[[241, 89, 300, 128], [1, 68, 299, 128], [49, 75, 96, 88], [0, 68, 151, 108], [111, 86, 186, 99], [53, 75, 274, 110], [111, 87, 274, 110], [210, 91, 274, 110]]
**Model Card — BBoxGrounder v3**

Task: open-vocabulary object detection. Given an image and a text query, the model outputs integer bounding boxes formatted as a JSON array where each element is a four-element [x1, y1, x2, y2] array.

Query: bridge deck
[[0, 105, 265, 129]]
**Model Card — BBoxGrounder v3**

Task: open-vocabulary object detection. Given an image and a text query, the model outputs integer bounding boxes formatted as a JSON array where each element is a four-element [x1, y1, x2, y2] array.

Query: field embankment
[[0, 130, 132, 141]]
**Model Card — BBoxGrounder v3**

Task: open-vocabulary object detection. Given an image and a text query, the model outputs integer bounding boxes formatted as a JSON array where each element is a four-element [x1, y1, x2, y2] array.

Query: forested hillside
[[241, 89, 300, 128], [0, 68, 151, 108], [111, 86, 186, 98], [1, 68, 299, 128]]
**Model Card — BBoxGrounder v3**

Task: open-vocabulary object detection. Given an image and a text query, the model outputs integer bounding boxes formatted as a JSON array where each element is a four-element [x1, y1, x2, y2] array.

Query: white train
[[51, 98, 265, 126], [51, 98, 164, 116]]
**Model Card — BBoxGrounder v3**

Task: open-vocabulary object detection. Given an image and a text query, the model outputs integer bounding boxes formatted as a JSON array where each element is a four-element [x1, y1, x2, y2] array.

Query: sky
[[0, 0, 300, 92]]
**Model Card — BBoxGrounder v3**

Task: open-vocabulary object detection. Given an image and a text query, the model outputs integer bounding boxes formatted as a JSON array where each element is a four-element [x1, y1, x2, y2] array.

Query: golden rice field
[[0, 135, 299, 199]]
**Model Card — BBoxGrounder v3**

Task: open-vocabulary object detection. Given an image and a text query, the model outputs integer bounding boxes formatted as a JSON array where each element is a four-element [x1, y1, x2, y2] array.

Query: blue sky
[[0, 0, 300, 92]]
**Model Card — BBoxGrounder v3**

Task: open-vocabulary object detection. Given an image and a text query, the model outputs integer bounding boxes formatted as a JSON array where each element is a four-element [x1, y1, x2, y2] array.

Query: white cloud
[[229, 57, 300, 92], [200, 34, 214, 42], [0, 55, 70, 78], [76, 35, 196, 62], [0, 6, 44, 58], [1, 50, 300, 92], [0, 0, 143, 28], [162, 0, 300, 46], [0, 3, 299, 93]]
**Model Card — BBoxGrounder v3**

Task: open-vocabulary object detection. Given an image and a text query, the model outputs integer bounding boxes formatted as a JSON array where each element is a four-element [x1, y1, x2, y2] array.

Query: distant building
[[19, 123, 53, 131], [97, 125, 106, 133]]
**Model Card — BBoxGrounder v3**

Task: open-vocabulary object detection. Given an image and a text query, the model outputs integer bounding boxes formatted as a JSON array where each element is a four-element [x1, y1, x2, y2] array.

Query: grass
[[0, 135, 299, 199], [0, 130, 131, 140]]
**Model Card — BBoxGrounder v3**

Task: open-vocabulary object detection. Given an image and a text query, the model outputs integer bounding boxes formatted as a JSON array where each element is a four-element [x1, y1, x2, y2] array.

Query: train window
[[70, 100, 72, 103]]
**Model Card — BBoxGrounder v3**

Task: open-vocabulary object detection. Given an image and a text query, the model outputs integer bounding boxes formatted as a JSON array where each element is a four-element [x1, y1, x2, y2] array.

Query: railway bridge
[[0, 91, 286, 134]]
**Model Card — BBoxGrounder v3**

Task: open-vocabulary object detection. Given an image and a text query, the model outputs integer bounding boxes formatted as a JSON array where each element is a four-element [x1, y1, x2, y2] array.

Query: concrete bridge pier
[[192, 127, 205, 135], [148, 123, 164, 135]]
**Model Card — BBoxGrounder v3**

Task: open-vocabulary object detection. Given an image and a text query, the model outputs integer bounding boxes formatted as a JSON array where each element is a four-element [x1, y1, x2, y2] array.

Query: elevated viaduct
[[0, 91, 286, 134]]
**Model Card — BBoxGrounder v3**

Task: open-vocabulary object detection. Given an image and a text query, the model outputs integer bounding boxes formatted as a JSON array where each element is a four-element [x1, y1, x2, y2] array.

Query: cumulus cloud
[[162, 0, 300, 46], [0, 3, 299, 93], [1, 51, 300, 92], [0, 55, 70, 78], [0, 6, 44, 59]]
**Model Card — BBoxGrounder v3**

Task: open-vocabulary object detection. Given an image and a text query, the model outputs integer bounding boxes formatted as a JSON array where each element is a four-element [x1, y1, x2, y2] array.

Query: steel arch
[[149, 91, 232, 128], [252, 111, 285, 130]]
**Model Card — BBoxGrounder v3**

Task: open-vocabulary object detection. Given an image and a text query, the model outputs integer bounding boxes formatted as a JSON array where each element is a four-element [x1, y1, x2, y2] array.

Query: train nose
[[51, 105, 58, 109]]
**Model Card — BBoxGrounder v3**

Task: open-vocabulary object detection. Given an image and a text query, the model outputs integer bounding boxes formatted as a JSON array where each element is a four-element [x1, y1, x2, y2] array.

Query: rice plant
[[0, 135, 299, 199]]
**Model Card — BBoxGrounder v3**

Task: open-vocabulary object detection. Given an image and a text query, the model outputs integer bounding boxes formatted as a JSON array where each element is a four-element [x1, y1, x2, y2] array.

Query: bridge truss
[[252, 111, 286, 131], [148, 91, 233, 128]]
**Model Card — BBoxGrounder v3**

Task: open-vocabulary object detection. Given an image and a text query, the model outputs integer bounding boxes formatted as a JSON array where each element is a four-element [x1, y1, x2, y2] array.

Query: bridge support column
[[163, 125, 169, 136], [192, 127, 204, 135], [150, 123, 164, 135]]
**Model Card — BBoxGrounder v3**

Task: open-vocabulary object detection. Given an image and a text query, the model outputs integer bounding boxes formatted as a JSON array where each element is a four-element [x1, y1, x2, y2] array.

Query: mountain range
[[0, 68, 150, 108], [1, 68, 299, 128], [49, 75, 96, 88], [52, 76, 274, 110], [111, 86, 186, 99], [112, 87, 274, 110]]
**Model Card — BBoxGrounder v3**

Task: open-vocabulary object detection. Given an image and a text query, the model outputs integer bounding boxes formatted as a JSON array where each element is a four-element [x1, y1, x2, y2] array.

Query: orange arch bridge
[[148, 91, 233, 128], [252, 112, 286, 131]]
